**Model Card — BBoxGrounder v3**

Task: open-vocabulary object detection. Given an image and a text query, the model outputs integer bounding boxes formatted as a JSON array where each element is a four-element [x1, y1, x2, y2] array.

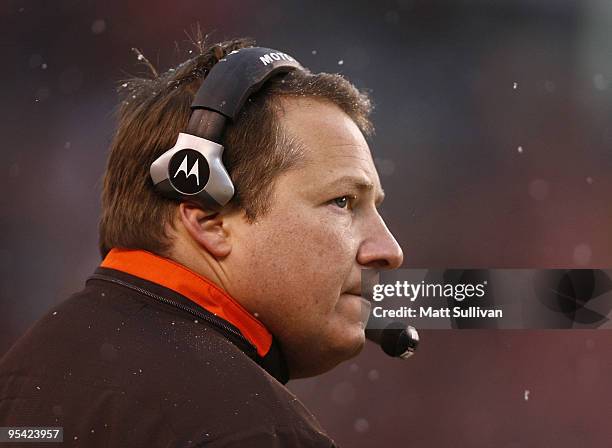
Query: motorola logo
[[175, 154, 200, 184], [259, 52, 295, 66], [168, 149, 210, 195]]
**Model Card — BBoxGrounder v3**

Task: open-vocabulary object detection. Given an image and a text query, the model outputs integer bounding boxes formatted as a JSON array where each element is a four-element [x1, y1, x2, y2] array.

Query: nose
[[357, 213, 404, 270]]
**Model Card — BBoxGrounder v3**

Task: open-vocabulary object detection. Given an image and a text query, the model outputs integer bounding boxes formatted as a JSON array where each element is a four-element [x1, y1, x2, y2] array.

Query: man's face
[[225, 97, 403, 378]]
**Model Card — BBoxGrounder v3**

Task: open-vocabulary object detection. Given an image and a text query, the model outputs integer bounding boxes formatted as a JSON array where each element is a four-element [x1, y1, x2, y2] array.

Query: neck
[[168, 234, 230, 294]]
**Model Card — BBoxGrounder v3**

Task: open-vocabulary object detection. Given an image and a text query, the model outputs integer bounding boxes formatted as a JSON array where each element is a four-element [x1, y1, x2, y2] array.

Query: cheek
[[281, 211, 354, 275], [248, 211, 356, 306]]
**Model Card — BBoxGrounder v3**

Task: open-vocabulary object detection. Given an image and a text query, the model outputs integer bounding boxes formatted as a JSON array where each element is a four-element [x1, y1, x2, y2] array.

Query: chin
[[345, 327, 367, 358], [288, 327, 366, 379]]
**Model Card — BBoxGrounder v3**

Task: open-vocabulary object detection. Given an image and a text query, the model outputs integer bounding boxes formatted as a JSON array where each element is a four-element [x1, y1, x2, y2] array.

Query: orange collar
[[101, 248, 272, 357]]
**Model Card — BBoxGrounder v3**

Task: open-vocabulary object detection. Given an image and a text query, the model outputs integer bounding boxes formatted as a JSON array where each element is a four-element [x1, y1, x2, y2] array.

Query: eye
[[332, 195, 353, 209]]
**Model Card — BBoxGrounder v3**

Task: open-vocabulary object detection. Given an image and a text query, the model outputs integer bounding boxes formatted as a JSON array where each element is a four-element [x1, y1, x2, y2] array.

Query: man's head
[[100, 38, 403, 378]]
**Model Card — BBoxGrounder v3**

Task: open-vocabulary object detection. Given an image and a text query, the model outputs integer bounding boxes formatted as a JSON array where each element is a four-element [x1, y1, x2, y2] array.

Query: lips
[[345, 289, 362, 296]]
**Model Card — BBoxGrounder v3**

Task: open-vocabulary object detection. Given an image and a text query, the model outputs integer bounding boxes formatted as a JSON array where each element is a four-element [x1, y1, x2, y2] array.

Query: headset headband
[[192, 47, 303, 119]]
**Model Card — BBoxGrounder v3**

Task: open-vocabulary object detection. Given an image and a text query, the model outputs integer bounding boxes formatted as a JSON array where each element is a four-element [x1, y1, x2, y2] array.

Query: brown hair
[[99, 37, 373, 258]]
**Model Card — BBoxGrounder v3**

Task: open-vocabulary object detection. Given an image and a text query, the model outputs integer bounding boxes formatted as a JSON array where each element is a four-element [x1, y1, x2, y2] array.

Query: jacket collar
[[99, 248, 289, 383]]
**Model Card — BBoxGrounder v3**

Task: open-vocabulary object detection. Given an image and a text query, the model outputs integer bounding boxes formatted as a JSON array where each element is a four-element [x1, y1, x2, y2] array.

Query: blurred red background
[[2, 0, 612, 446]]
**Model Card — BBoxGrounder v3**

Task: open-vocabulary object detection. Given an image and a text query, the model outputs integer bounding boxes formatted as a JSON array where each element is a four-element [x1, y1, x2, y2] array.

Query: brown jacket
[[0, 249, 337, 447]]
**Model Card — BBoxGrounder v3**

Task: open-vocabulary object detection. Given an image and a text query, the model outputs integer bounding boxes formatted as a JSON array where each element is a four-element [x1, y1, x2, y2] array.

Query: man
[[0, 38, 402, 446]]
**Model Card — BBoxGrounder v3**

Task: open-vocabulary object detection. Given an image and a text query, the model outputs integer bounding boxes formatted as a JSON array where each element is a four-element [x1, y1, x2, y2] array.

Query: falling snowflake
[[573, 244, 592, 266], [593, 74, 608, 91], [354, 418, 370, 433], [528, 179, 549, 201], [91, 19, 106, 34], [338, 60, 344, 66]]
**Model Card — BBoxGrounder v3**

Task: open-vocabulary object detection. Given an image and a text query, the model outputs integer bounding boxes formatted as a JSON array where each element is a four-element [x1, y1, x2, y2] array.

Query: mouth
[[341, 291, 372, 329], [344, 287, 372, 306], [341, 290, 370, 313], [344, 285, 362, 297]]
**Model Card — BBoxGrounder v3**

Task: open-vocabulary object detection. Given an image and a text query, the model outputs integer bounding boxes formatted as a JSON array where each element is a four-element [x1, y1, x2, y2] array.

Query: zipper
[[88, 273, 257, 356]]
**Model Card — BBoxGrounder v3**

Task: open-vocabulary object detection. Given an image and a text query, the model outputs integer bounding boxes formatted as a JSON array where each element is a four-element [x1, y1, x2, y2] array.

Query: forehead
[[276, 97, 381, 188]]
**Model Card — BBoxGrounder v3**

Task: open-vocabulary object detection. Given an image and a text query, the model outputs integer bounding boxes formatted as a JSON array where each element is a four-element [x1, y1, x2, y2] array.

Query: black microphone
[[365, 320, 419, 359]]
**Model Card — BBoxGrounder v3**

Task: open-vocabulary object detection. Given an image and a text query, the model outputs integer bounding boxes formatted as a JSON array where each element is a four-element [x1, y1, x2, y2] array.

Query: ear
[[178, 202, 232, 258]]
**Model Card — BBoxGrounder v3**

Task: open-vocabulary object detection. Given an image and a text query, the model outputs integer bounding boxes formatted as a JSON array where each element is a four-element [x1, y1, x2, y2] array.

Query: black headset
[[149, 47, 303, 209]]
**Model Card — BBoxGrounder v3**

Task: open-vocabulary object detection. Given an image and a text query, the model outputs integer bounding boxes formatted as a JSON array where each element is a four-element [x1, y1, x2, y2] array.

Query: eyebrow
[[326, 176, 386, 205]]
